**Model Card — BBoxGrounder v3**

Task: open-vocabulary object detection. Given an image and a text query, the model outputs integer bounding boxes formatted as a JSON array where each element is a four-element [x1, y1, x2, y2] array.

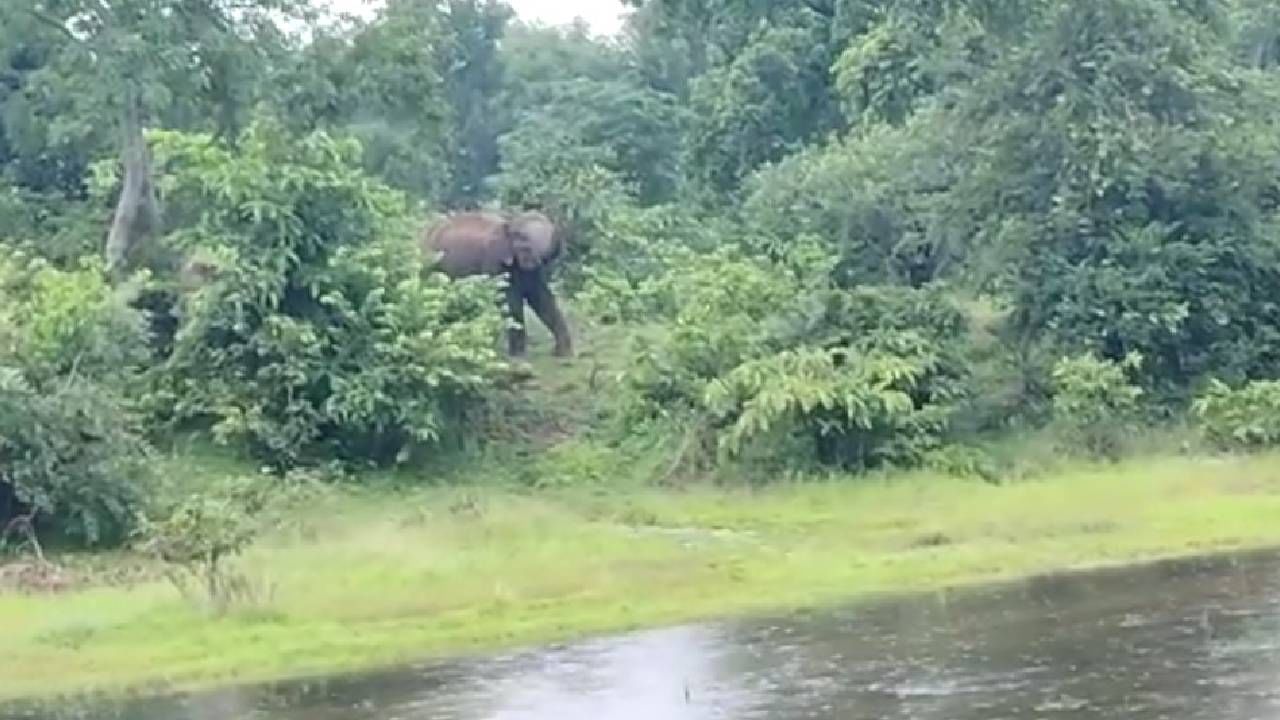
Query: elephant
[[422, 210, 573, 358]]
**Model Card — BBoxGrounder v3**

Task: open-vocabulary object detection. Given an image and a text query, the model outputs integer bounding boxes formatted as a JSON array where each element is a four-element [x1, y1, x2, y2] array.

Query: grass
[[5, 450, 1280, 703], [6, 315, 1280, 703]]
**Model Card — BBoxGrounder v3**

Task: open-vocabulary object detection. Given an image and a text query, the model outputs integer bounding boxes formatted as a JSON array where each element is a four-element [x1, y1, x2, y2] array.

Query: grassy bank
[[5, 451, 1280, 702]]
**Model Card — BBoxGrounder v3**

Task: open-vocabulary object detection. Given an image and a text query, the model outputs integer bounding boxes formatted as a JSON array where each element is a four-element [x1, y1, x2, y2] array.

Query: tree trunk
[[105, 87, 160, 274]]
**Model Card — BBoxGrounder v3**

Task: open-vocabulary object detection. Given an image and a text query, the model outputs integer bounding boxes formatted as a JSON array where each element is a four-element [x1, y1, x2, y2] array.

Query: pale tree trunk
[[105, 87, 160, 274]]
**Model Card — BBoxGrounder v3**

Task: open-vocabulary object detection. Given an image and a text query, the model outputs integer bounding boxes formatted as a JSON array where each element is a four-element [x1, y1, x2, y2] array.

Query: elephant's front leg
[[505, 276, 528, 357], [524, 270, 573, 358]]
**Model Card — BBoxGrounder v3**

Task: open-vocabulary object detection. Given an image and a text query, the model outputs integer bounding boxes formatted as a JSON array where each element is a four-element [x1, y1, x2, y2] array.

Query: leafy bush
[[685, 26, 839, 196], [149, 120, 512, 468], [134, 474, 319, 614], [921, 444, 1001, 483], [704, 339, 959, 470], [0, 183, 111, 268], [709, 285, 971, 471], [0, 251, 152, 547], [1192, 379, 1280, 451], [618, 241, 972, 473], [742, 118, 957, 288], [571, 204, 729, 324], [1050, 353, 1145, 458], [620, 248, 806, 422], [519, 440, 628, 490]]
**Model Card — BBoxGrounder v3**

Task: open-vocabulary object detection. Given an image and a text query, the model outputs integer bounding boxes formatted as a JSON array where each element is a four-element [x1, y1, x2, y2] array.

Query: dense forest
[[3, 0, 1280, 554]]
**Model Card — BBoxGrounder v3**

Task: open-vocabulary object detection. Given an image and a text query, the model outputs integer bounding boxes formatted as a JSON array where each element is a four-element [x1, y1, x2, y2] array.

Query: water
[[9, 548, 1280, 720]]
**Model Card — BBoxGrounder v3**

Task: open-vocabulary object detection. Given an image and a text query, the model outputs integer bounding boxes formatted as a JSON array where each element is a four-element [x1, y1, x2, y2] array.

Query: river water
[[8, 548, 1280, 719]]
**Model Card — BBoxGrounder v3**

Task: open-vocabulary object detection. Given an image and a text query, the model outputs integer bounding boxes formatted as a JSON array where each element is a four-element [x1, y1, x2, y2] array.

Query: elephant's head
[[502, 211, 560, 272]]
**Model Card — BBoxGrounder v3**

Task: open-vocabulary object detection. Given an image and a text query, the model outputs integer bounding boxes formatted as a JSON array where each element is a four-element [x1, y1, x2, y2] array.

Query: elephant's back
[[423, 211, 503, 249], [422, 212, 505, 277]]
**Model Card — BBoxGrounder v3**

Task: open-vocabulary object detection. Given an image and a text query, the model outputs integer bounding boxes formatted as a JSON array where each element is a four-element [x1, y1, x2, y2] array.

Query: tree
[[269, 0, 466, 205], [685, 26, 840, 196], [502, 79, 686, 205], [153, 118, 511, 466], [440, 0, 512, 206], [497, 20, 632, 129], [1232, 0, 1280, 69], [0, 0, 309, 273], [945, 0, 1280, 392]]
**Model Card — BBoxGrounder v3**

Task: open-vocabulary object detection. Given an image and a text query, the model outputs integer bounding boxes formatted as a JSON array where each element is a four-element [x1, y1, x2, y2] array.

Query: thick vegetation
[[5, 0, 1280, 700], [1, 0, 1279, 547]]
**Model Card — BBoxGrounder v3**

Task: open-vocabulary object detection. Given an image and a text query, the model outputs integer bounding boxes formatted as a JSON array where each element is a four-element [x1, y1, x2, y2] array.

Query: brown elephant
[[422, 210, 573, 358]]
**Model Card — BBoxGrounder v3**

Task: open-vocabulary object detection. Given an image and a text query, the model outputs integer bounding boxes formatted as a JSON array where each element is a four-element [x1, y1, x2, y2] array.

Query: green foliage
[[0, 251, 151, 546], [518, 440, 632, 490], [1050, 353, 1145, 458], [502, 79, 688, 205], [276, 1, 455, 203], [0, 185, 106, 266], [685, 26, 839, 196], [437, 1, 512, 205], [134, 473, 319, 613], [704, 340, 959, 470], [150, 119, 511, 467], [945, 0, 1280, 393], [0, 0, 305, 164], [618, 241, 971, 472], [832, 7, 941, 125], [1192, 379, 1280, 451], [1232, 0, 1280, 69], [620, 248, 804, 422], [571, 203, 729, 323], [920, 444, 1000, 483], [501, 21, 630, 94], [743, 118, 959, 288], [10, 0, 1280, 504]]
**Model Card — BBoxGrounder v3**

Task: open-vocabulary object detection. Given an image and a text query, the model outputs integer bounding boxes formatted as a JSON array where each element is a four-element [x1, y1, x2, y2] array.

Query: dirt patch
[[0, 562, 77, 594], [0, 555, 166, 594], [909, 531, 954, 549]]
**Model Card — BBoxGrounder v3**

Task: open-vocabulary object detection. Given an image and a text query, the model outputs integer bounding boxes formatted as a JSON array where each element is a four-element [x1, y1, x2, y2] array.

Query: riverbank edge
[[5, 455, 1280, 705], [20, 541, 1280, 712]]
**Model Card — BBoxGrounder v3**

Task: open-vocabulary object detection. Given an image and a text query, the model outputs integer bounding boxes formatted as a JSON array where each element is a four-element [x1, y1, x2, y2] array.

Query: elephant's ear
[[485, 223, 516, 272]]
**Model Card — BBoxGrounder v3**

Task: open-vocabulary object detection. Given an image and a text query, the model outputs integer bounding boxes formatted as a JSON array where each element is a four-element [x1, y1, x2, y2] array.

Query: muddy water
[[9, 549, 1280, 719]]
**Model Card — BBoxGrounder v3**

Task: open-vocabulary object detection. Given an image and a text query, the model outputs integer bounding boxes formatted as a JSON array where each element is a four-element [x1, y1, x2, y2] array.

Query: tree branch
[[24, 8, 84, 44], [2, 511, 45, 565]]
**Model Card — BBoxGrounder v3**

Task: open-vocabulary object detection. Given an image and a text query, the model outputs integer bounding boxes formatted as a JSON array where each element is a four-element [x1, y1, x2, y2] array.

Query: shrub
[[149, 119, 512, 468], [704, 337, 961, 470], [722, 284, 972, 471], [1050, 352, 1145, 458], [618, 243, 973, 473], [0, 184, 105, 267], [1192, 379, 1280, 451], [519, 439, 628, 490], [0, 251, 152, 547], [620, 248, 806, 424], [741, 119, 956, 288], [134, 474, 318, 614], [572, 204, 714, 324]]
